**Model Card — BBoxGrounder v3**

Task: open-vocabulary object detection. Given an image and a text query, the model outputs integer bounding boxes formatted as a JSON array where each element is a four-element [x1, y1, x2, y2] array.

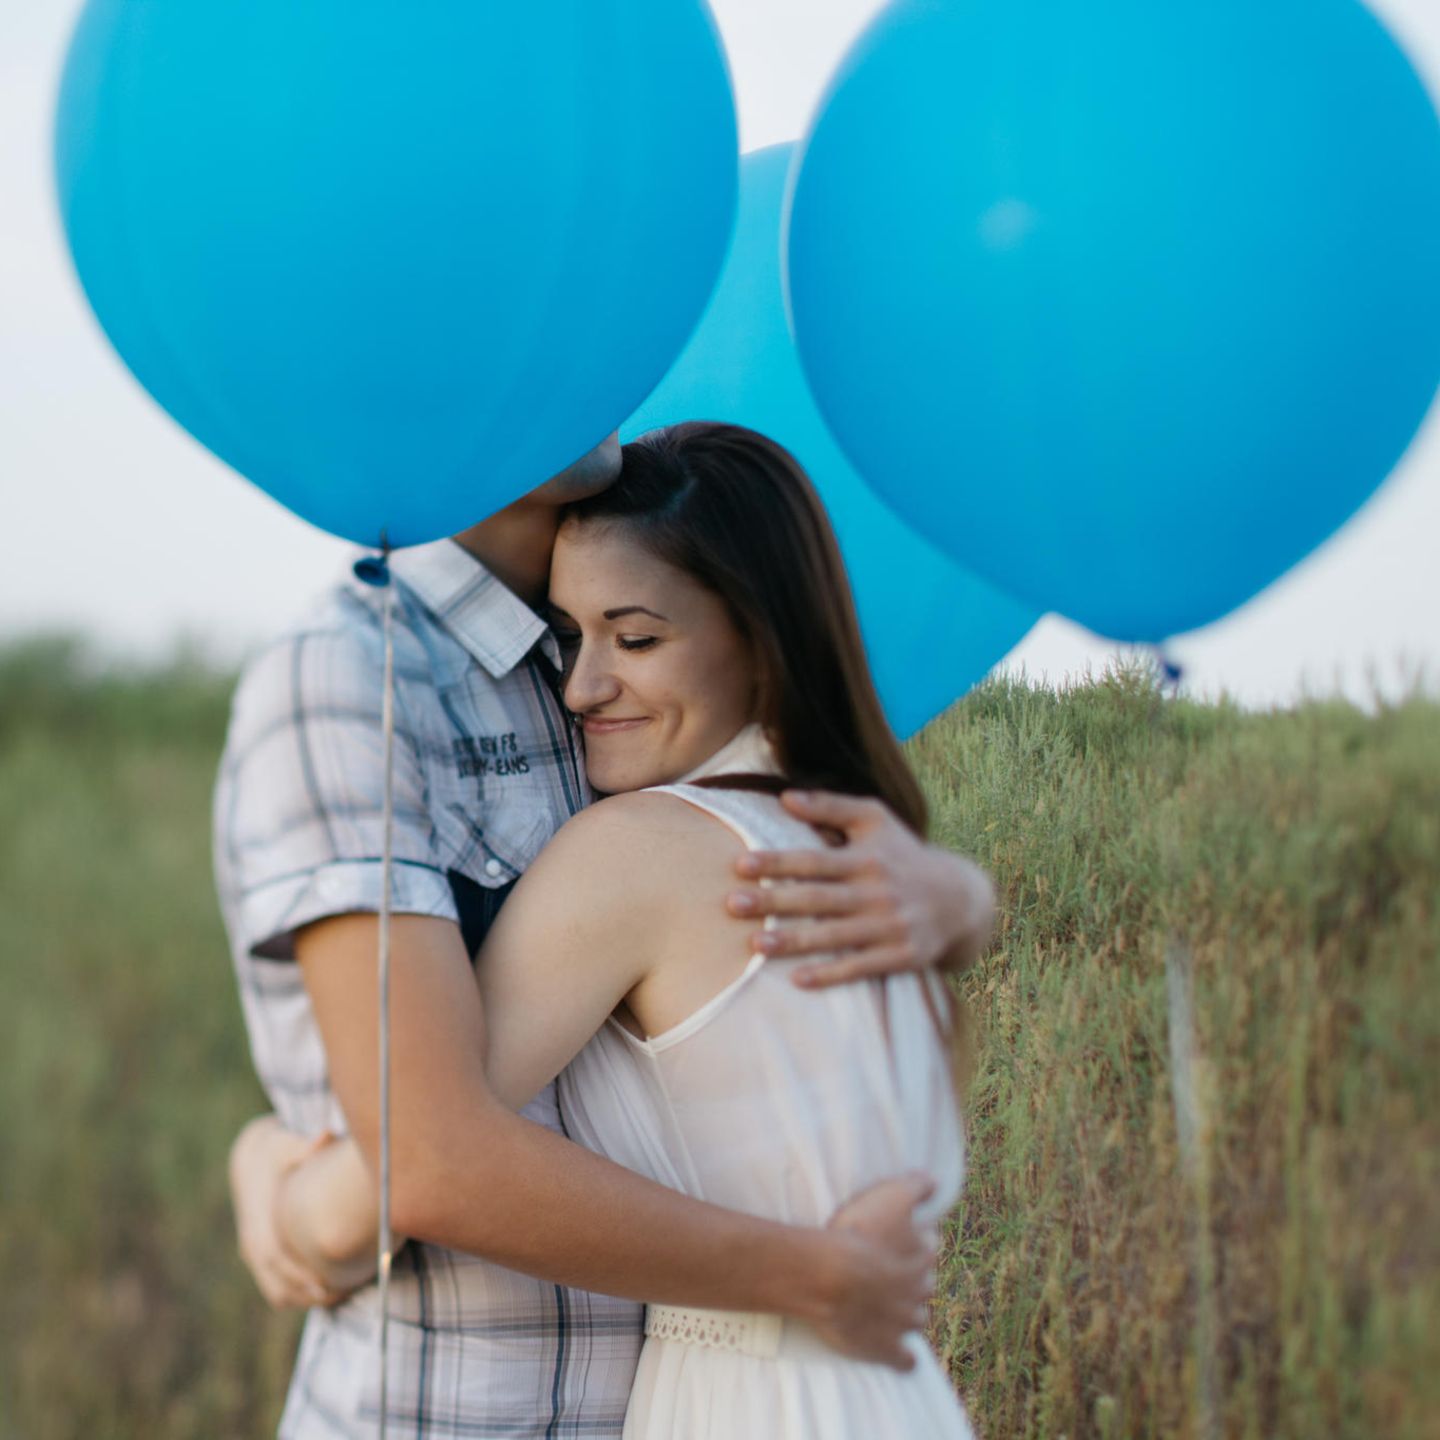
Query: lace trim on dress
[[644, 1304, 784, 1359]]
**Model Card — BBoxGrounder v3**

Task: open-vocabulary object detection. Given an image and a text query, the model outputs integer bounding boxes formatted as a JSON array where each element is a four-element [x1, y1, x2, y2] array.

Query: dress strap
[[644, 782, 772, 853]]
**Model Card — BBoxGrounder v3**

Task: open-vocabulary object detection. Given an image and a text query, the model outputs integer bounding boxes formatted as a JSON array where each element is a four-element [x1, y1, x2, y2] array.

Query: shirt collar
[[387, 539, 559, 678], [678, 723, 784, 782]]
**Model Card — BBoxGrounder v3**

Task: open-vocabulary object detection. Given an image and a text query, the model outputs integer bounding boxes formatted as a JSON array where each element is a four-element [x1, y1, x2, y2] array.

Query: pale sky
[[2, 0, 1438, 711]]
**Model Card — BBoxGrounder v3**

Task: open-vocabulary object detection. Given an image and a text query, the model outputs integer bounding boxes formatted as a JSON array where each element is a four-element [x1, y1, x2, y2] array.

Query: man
[[217, 435, 995, 1438]]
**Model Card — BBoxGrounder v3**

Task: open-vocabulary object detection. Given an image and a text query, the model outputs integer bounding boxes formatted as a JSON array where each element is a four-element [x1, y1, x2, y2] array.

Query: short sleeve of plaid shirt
[[215, 604, 459, 963]]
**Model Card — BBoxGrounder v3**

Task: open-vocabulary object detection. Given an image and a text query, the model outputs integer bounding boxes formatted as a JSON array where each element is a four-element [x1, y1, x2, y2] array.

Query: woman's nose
[[562, 641, 621, 713]]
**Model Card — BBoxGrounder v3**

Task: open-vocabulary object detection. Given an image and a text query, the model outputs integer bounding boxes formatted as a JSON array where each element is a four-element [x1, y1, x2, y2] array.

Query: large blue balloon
[[625, 145, 1039, 737], [788, 0, 1440, 642], [56, 1, 737, 546]]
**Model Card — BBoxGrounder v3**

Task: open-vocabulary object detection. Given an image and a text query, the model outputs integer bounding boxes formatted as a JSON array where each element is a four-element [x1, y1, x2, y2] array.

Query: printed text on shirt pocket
[[454, 733, 531, 779]]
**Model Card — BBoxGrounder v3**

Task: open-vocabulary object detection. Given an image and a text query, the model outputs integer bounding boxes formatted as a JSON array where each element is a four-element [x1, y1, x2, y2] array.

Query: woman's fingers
[[230, 1115, 344, 1311], [301, 1129, 338, 1160], [257, 1255, 318, 1309], [259, 1249, 344, 1310]]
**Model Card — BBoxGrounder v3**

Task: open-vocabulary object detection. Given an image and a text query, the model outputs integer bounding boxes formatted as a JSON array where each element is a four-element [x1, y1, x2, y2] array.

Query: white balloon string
[[377, 571, 396, 1440]]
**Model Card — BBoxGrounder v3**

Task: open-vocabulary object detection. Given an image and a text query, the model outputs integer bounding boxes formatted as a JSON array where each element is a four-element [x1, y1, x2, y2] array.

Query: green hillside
[[1, 638, 1435, 1439]]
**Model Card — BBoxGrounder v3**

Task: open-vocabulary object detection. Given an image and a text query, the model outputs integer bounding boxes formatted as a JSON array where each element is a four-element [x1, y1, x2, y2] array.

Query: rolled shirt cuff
[[243, 858, 460, 961]]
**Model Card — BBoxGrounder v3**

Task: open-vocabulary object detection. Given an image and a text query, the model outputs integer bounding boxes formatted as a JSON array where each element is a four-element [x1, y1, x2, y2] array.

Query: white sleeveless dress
[[557, 728, 975, 1439]]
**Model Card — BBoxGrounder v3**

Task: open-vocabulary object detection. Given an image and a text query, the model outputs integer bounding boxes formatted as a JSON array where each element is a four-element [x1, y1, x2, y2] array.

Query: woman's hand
[[809, 1172, 941, 1371], [725, 790, 996, 988], [228, 1115, 349, 1310]]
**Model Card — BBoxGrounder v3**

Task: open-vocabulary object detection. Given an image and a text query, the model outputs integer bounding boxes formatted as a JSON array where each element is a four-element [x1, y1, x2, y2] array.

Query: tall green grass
[[0, 638, 300, 1438], [1, 638, 1435, 1438], [920, 664, 1440, 1440]]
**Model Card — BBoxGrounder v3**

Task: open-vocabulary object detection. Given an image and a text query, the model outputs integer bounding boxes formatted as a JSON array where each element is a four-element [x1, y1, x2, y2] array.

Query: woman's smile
[[582, 715, 652, 737]]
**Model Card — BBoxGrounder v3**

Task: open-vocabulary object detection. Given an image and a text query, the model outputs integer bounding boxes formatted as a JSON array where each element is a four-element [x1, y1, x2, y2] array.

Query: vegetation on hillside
[[1, 637, 1435, 1438]]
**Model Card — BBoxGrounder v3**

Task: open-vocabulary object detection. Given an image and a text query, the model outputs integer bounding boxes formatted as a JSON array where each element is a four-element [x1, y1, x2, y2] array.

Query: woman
[[239, 422, 976, 1437]]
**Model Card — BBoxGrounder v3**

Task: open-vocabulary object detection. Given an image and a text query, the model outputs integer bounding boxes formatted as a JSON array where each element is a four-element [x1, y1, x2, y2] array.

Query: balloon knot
[[1155, 649, 1184, 688], [354, 537, 392, 588]]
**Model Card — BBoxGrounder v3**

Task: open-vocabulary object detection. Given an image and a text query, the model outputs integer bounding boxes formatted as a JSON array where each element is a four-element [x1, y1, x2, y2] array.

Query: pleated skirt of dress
[[621, 1332, 975, 1440]]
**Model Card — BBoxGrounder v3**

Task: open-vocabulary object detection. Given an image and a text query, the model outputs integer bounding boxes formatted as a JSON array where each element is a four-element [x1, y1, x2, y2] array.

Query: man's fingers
[[756, 914, 907, 960], [736, 848, 870, 882], [911, 1173, 939, 1211], [790, 947, 922, 989], [851, 1335, 914, 1373], [780, 788, 886, 833], [885, 1342, 918, 1374], [886, 1169, 938, 1213], [728, 880, 894, 920]]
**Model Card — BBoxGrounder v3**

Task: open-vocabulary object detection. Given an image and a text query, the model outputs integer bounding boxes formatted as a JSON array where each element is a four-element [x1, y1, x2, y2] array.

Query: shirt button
[[484, 859, 504, 879]]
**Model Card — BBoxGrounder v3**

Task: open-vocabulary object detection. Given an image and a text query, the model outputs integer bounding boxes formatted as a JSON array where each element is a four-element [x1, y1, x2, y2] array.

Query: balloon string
[[377, 562, 395, 1440]]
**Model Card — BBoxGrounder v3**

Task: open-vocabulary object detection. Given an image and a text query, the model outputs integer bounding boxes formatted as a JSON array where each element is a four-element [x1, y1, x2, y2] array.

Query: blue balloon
[[625, 145, 1039, 737], [788, 0, 1440, 642], [56, 1, 737, 547]]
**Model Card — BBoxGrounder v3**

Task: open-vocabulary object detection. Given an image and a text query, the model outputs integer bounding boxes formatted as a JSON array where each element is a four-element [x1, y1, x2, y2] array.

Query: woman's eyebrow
[[604, 606, 670, 622]]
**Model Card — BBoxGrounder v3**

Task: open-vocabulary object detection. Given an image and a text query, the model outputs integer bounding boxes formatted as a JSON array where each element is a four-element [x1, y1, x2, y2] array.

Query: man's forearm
[[275, 1103, 867, 1323], [389, 1093, 849, 1321]]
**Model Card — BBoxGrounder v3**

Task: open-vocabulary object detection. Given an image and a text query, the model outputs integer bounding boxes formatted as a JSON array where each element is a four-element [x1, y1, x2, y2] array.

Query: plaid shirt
[[214, 539, 643, 1439]]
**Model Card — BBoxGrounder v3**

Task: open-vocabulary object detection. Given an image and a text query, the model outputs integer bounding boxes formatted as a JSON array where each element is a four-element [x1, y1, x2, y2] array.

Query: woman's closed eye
[[550, 628, 657, 656]]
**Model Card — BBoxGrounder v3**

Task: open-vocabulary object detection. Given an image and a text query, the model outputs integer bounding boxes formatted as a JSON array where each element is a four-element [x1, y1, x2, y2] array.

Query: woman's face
[[548, 519, 757, 795]]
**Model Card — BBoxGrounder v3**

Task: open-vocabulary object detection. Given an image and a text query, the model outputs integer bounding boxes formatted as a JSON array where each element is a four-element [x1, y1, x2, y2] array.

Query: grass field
[[1, 636, 1436, 1439]]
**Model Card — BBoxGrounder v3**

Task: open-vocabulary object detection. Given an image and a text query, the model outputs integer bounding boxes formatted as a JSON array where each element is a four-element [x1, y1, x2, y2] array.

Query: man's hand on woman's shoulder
[[724, 789, 996, 989]]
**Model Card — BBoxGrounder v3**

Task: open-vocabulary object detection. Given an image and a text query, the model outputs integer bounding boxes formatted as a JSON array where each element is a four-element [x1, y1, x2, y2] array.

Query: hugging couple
[[218, 423, 991, 1439]]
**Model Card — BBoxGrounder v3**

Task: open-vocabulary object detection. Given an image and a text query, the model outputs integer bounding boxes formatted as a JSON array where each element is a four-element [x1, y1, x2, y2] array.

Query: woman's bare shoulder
[[520, 788, 744, 910]]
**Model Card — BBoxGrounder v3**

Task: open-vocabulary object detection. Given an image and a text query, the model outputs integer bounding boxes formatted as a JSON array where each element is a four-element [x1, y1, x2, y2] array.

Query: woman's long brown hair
[[563, 422, 929, 837]]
